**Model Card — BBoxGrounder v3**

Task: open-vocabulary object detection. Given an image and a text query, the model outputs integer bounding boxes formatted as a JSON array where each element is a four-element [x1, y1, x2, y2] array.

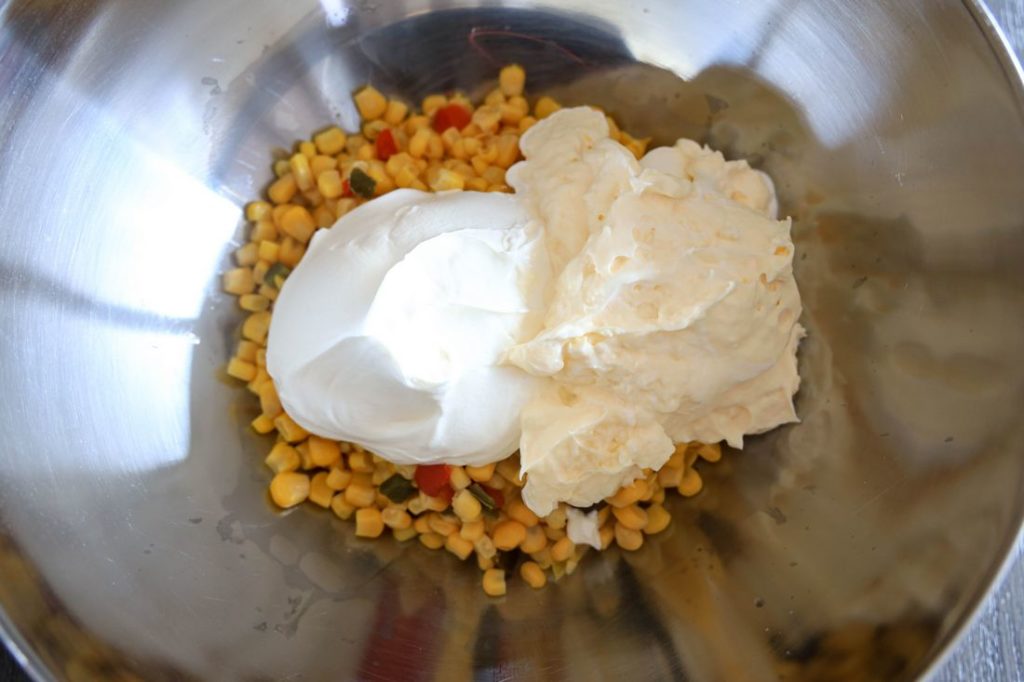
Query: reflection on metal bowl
[[1, 1, 1023, 680]]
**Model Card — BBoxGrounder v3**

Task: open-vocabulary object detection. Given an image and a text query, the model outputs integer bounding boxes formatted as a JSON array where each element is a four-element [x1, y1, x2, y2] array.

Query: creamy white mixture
[[267, 107, 804, 515]]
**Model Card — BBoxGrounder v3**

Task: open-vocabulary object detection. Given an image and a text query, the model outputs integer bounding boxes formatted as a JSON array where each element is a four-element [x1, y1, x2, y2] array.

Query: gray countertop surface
[[0, 2, 1022, 681], [934, 0, 1024, 676]]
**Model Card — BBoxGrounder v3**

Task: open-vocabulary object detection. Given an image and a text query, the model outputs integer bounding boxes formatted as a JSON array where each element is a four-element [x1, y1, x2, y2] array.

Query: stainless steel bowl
[[2, 1, 1023, 680]]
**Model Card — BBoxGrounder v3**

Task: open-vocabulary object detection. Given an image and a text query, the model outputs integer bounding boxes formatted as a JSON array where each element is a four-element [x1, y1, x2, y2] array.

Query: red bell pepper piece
[[414, 464, 452, 497], [375, 128, 398, 161], [432, 103, 471, 133]]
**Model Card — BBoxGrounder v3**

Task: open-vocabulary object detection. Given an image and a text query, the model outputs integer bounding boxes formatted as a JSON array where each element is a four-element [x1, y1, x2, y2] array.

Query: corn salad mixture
[[223, 65, 722, 596]]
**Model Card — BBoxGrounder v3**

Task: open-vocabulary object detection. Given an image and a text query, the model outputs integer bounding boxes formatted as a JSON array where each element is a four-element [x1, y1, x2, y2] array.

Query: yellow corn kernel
[[448, 466, 471, 491], [384, 99, 409, 126], [384, 151, 414, 177], [313, 169, 342, 200], [484, 88, 505, 107], [409, 178, 428, 191], [393, 526, 418, 542], [307, 471, 333, 508], [621, 132, 650, 159], [295, 141, 315, 159], [481, 165, 505, 186], [313, 204, 335, 229], [461, 177, 484, 191], [550, 537, 574, 563], [258, 284, 278, 302], [241, 311, 271, 344], [253, 241, 277, 264], [236, 339, 259, 363], [365, 163, 395, 196], [472, 105, 502, 134], [520, 561, 546, 589], [404, 114, 430, 135], [482, 568, 506, 597], [245, 200, 272, 222], [599, 524, 615, 550], [494, 134, 520, 169], [419, 532, 445, 550], [344, 483, 376, 509], [347, 450, 374, 473], [314, 127, 347, 156], [267, 174, 298, 204], [354, 85, 388, 120], [273, 158, 291, 177], [331, 494, 356, 520], [452, 489, 483, 523], [289, 153, 313, 191], [326, 466, 352, 491], [459, 518, 485, 542], [257, 381, 283, 418], [506, 500, 538, 527], [234, 242, 258, 267], [615, 523, 644, 551], [225, 357, 256, 382], [362, 119, 388, 141], [391, 166, 417, 189], [250, 413, 275, 434], [273, 413, 309, 443], [518, 116, 537, 133], [305, 435, 340, 468], [422, 94, 447, 115], [445, 533, 475, 561], [466, 463, 496, 482], [264, 442, 300, 474], [520, 525, 548, 554], [678, 468, 703, 497], [607, 478, 648, 508], [426, 132, 444, 159], [645, 503, 672, 535], [310, 155, 338, 179], [295, 441, 314, 470], [407, 128, 430, 158], [543, 505, 567, 530], [697, 442, 722, 462], [222, 267, 256, 296], [492, 520, 527, 551], [657, 465, 684, 488], [534, 96, 561, 119], [278, 237, 306, 267], [255, 348, 267, 367], [605, 115, 621, 141], [427, 168, 465, 192], [543, 525, 565, 542], [355, 508, 385, 538], [252, 259, 270, 286], [499, 64, 526, 97], [412, 515, 431, 534], [250, 218, 278, 242], [270, 203, 291, 227], [269, 472, 310, 509], [382, 505, 413, 530], [279, 205, 316, 244], [473, 534, 497, 560], [238, 294, 269, 313], [427, 513, 459, 537], [612, 504, 648, 531]]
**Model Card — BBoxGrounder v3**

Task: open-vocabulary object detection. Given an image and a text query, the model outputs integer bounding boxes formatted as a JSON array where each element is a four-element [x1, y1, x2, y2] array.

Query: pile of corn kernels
[[222, 65, 722, 596]]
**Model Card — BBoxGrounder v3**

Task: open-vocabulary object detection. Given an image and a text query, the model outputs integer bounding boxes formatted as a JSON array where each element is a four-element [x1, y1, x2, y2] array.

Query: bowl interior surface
[[1, 1, 1023, 680]]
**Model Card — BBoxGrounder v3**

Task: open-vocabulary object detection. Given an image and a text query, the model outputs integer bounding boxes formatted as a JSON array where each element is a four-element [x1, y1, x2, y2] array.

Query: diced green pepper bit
[[349, 167, 376, 198], [468, 483, 497, 512], [264, 262, 291, 288], [380, 474, 416, 503]]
